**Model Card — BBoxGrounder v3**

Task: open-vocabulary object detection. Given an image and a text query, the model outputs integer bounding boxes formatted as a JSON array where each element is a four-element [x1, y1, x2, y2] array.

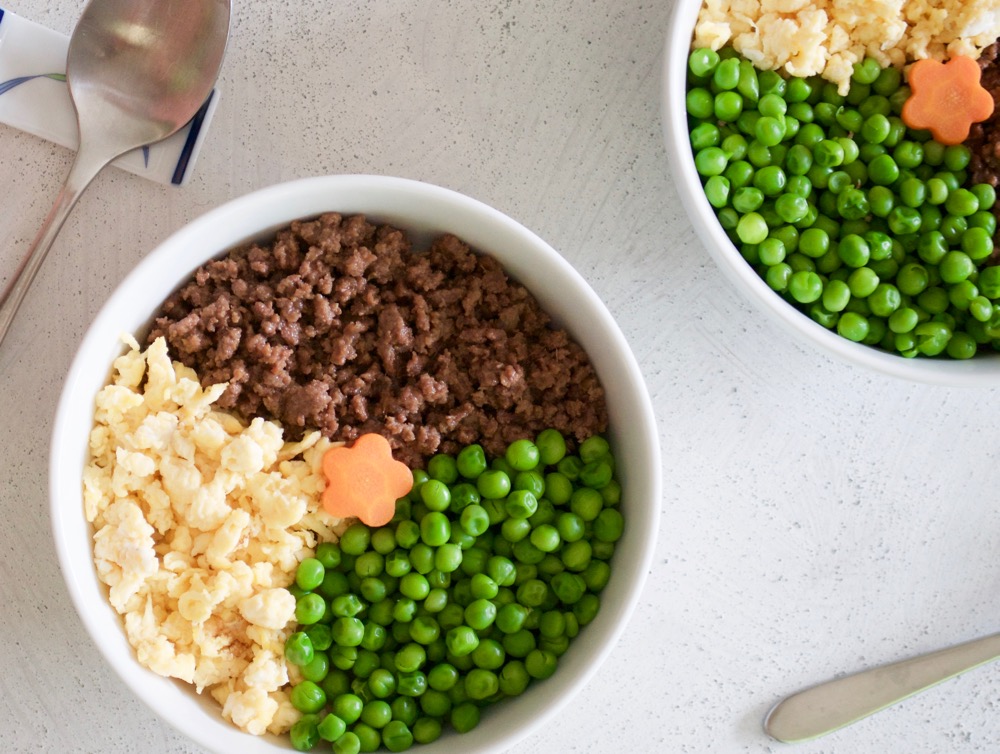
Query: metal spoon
[[764, 631, 1000, 743], [0, 0, 231, 349]]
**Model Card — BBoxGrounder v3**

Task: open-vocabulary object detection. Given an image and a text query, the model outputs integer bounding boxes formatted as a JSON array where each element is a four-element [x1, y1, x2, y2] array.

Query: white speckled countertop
[[2, 1, 1000, 752]]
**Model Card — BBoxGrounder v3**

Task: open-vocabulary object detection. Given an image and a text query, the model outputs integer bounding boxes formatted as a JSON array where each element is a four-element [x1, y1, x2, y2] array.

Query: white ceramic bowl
[[50, 175, 661, 753], [661, 0, 1000, 387]]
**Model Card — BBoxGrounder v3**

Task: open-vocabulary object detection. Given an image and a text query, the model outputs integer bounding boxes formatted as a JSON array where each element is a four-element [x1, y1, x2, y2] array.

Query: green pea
[[476, 469, 511, 499], [736, 212, 769, 244], [979, 266, 1000, 299], [969, 210, 997, 236], [746, 139, 774, 167], [354, 551, 384, 578], [837, 234, 869, 268], [970, 296, 993, 322], [453, 444, 486, 479], [795, 226, 828, 258], [456, 667, 497, 703], [883, 116, 906, 146], [764, 261, 791, 291], [972, 184, 996, 211], [852, 57, 881, 85], [290, 715, 321, 752], [893, 140, 923, 169], [501, 439, 538, 471], [712, 57, 741, 90], [868, 154, 899, 185], [713, 91, 743, 122], [592, 508, 625, 543], [286, 631, 315, 667], [940, 215, 969, 244], [795, 122, 825, 148], [724, 160, 755, 191], [787, 270, 823, 303], [689, 48, 720, 77], [532, 428, 566, 466], [291, 681, 328, 714], [918, 138, 944, 165], [919, 204, 942, 231], [888, 307, 919, 333], [819, 279, 849, 313], [730, 187, 763, 214], [735, 108, 760, 137], [915, 231, 947, 265], [297, 593, 327, 625], [837, 311, 870, 342], [296, 557, 326, 592], [757, 69, 785, 97], [835, 107, 863, 134], [783, 145, 813, 178], [381, 720, 414, 752], [788, 101, 814, 123], [732, 58, 759, 99], [939, 251, 975, 284], [753, 165, 787, 196], [949, 280, 979, 311], [896, 178, 925, 208], [859, 113, 890, 144], [924, 177, 948, 205], [445, 625, 480, 657], [868, 283, 901, 317], [917, 286, 950, 315], [837, 188, 870, 221], [847, 267, 879, 298], [315, 542, 343, 570], [754, 237, 783, 267], [935, 171, 961, 192], [872, 66, 901, 96], [858, 94, 891, 119], [318, 714, 349, 744], [945, 188, 979, 217], [813, 139, 845, 167], [450, 702, 481, 734], [943, 144, 971, 171], [946, 332, 977, 359], [914, 320, 951, 356], [340, 523, 372, 556], [410, 717, 441, 745], [888, 206, 922, 235]]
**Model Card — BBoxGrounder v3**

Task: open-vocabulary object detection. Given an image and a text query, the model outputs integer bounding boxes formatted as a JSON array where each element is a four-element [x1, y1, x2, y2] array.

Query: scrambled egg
[[694, 0, 1000, 94], [84, 335, 344, 735]]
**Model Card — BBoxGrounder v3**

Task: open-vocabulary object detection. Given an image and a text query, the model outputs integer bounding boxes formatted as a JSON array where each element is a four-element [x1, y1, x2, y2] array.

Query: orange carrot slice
[[901, 56, 994, 146], [321, 433, 413, 526]]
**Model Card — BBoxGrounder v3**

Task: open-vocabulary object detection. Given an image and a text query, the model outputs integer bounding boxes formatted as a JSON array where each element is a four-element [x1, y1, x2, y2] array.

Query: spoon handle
[[764, 631, 1000, 743], [0, 143, 110, 350]]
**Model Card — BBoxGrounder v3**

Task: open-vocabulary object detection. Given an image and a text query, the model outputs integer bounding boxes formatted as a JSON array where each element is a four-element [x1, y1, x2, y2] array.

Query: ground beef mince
[[147, 213, 608, 467], [969, 41, 1000, 245]]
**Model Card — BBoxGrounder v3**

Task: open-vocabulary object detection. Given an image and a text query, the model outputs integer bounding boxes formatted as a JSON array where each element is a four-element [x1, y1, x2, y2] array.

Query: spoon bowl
[[0, 0, 231, 349], [69, 0, 231, 150]]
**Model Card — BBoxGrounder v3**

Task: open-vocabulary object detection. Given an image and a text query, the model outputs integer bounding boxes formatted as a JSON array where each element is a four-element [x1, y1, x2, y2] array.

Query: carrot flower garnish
[[901, 56, 994, 146], [321, 433, 413, 526]]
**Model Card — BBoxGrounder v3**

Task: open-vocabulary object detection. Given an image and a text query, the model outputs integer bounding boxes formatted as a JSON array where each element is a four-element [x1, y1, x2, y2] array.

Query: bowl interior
[[661, 0, 1000, 387], [50, 175, 661, 753]]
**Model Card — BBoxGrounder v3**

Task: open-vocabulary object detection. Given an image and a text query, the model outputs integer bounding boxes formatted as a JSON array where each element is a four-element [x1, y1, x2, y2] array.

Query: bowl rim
[[660, 0, 1000, 387], [49, 174, 662, 753]]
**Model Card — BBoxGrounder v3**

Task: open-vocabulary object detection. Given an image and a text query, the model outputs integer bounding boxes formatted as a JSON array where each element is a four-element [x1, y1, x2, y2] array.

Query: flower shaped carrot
[[901, 56, 994, 146], [321, 433, 413, 526]]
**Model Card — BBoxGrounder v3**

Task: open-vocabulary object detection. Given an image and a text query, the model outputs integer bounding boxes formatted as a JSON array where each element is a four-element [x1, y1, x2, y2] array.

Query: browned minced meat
[[968, 41, 1000, 249], [146, 213, 608, 467]]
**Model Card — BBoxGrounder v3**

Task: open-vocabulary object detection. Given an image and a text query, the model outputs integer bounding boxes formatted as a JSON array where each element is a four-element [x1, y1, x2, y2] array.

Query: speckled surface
[[2, 0, 1000, 752]]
